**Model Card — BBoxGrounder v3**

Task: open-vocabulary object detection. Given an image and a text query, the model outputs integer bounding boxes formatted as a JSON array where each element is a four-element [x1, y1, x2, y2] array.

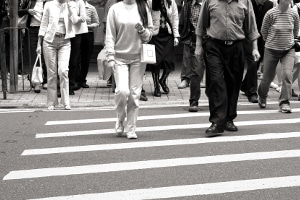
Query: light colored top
[[57, 11, 66, 34], [39, 0, 81, 42], [196, 0, 260, 41], [69, 0, 88, 34], [261, 6, 299, 50], [105, 1, 153, 60], [84, 1, 100, 32], [151, 0, 180, 37], [30, 0, 43, 27]]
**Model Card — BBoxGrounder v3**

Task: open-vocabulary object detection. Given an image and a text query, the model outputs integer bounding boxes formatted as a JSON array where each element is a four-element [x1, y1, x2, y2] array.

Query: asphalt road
[[1, 101, 300, 200]]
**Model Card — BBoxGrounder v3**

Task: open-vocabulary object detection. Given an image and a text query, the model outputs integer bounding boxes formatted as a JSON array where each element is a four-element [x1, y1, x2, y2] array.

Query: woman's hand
[[36, 44, 42, 55], [28, 9, 37, 16], [107, 60, 115, 68], [174, 37, 179, 46]]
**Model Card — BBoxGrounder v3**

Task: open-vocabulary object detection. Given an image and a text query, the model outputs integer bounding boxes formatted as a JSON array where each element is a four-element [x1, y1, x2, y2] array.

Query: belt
[[55, 32, 65, 38], [210, 38, 241, 46]]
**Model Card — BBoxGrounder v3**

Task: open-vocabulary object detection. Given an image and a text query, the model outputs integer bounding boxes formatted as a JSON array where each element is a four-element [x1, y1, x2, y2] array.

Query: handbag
[[97, 47, 112, 80], [31, 54, 43, 85], [18, 14, 28, 28], [295, 37, 300, 52], [141, 43, 156, 64]]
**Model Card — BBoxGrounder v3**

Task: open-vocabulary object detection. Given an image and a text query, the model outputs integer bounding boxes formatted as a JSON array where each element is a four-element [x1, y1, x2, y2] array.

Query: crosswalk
[[2, 102, 300, 199]]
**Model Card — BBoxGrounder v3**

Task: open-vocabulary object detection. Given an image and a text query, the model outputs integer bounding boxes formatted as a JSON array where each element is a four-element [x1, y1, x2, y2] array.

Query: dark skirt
[[147, 31, 175, 73]]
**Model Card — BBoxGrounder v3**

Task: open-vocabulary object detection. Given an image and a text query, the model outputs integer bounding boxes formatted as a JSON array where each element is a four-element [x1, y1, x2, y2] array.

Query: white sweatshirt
[[105, 1, 153, 60]]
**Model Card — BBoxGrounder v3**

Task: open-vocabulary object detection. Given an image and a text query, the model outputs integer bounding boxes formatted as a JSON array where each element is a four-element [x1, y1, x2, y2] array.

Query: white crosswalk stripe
[[28, 175, 300, 200], [2, 105, 300, 200], [22, 131, 300, 155], [36, 118, 300, 138], [4, 149, 300, 180]]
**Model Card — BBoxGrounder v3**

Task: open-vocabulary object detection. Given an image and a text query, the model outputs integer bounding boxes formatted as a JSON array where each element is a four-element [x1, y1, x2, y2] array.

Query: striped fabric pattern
[[261, 7, 299, 51]]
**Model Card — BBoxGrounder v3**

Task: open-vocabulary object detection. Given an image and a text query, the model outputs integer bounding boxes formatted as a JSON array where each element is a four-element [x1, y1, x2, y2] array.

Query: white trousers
[[113, 58, 146, 133], [43, 37, 71, 107]]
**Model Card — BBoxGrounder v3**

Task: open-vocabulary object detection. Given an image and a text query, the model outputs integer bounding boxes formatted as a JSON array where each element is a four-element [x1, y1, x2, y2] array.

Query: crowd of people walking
[[1, 0, 300, 139]]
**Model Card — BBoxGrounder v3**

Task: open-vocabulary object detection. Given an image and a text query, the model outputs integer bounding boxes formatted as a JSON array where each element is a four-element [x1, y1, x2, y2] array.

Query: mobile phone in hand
[[135, 23, 144, 31]]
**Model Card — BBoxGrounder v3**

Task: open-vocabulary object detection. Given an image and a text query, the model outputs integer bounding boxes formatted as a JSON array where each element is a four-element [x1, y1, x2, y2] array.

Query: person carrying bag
[[31, 54, 43, 93]]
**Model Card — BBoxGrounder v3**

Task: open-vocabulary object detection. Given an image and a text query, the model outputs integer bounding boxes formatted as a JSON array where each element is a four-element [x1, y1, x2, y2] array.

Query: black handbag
[[294, 37, 300, 52]]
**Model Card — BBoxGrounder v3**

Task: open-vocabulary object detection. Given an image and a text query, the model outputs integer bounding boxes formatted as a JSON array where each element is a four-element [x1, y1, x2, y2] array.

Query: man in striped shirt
[[77, 0, 100, 89]]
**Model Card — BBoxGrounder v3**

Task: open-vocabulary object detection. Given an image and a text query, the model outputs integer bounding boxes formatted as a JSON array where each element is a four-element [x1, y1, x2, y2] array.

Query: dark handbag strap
[[159, 0, 173, 34]]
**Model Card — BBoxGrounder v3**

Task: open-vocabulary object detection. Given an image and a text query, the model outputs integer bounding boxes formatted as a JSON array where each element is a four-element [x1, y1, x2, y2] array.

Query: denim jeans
[[182, 43, 205, 105], [113, 58, 146, 133], [258, 48, 295, 104], [43, 37, 71, 107]]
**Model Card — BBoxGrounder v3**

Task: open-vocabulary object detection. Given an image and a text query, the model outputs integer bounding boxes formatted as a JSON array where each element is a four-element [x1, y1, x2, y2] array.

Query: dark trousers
[[78, 32, 94, 84], [29, 26, 47, 83], [204, 39, 245, 126], [69, 34, 82, 88], [183, 43, 205, 105], [241, 38, 265, 97]]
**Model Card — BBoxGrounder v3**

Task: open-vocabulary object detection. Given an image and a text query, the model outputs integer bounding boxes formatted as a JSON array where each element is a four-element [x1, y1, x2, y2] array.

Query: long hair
[[136, 0, 149, 27], [152, 0, 172, 11]]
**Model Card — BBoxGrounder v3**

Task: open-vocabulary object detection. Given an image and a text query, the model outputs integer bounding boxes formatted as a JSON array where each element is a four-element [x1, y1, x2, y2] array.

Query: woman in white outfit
[[105, 0, 153, 139], [36, 0, 83, 110]]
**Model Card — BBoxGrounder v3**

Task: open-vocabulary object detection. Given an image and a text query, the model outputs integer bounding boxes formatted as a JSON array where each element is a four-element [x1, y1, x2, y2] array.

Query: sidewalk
[[0, 62, 299, 108]]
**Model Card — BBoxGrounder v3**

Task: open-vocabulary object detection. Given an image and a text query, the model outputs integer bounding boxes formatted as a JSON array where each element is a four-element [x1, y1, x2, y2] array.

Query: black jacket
[[251, 0, 273, 33], [179, 0, 195, 44]]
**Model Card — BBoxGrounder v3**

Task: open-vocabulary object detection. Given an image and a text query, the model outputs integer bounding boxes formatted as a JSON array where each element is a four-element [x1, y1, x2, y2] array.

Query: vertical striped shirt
[[261, 6, 299, 50], [84, 2, 100, 32]]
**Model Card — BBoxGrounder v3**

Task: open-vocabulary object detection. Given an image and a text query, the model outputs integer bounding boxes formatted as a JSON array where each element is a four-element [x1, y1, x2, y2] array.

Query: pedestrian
[[179, 0, 205, 112], [241, 0, 274, 103], [195, 0, 260, 137], [18, 0, 48, 93], [77, 0, 99, 89], [105, 0, 153, 139], [147, 0, 180, 97], [68, 0, 88, 95], [258, 0, 299, 113], [36, 0, 83, 110]]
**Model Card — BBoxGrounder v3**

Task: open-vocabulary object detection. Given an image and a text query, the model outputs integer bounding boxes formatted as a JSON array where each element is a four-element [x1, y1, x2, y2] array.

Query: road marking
[[37, 118, 300, 138], [45, 108, 300, 125], [27, 175, 300, 200], [22, 131, 300, 155], [4, 149, 300, 180]]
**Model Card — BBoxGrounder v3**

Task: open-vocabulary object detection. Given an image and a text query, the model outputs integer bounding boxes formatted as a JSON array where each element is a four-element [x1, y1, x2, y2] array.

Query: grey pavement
[[0, 63, 299, 108]]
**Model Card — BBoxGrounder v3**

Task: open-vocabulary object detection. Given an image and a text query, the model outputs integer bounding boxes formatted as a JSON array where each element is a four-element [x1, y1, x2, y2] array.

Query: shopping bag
[[31, 54, 43, 85], [97, 48, 112, 80], [18, 14, 28, 28], [141, 43, 156, 64]]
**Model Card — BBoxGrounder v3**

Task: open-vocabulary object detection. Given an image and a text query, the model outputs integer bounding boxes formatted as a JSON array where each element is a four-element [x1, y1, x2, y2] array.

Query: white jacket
[[151, 0, 180, 37]]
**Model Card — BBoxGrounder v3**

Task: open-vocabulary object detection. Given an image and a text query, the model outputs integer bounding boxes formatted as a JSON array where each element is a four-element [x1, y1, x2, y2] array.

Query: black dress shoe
[[292, 89, 298, 97], [82, 83, 89, 88], [72, 83, 81, 91], [248, 95, 258, 103], [69, 90, 75, 95], [189, 102, 198, 112], [205, 123, 224, 137], [224, 121, 238, 131]]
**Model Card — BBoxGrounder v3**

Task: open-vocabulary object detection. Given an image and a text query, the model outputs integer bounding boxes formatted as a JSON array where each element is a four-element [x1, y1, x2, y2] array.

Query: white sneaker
[[127, 132, 137, 139], [270, 82, 278, 89], [276, 86, 281, 93], [115, 121, 124, 136], [178, 80, 189, 89], [64, 105, 71, 110], [47, 105, 54, 110]]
